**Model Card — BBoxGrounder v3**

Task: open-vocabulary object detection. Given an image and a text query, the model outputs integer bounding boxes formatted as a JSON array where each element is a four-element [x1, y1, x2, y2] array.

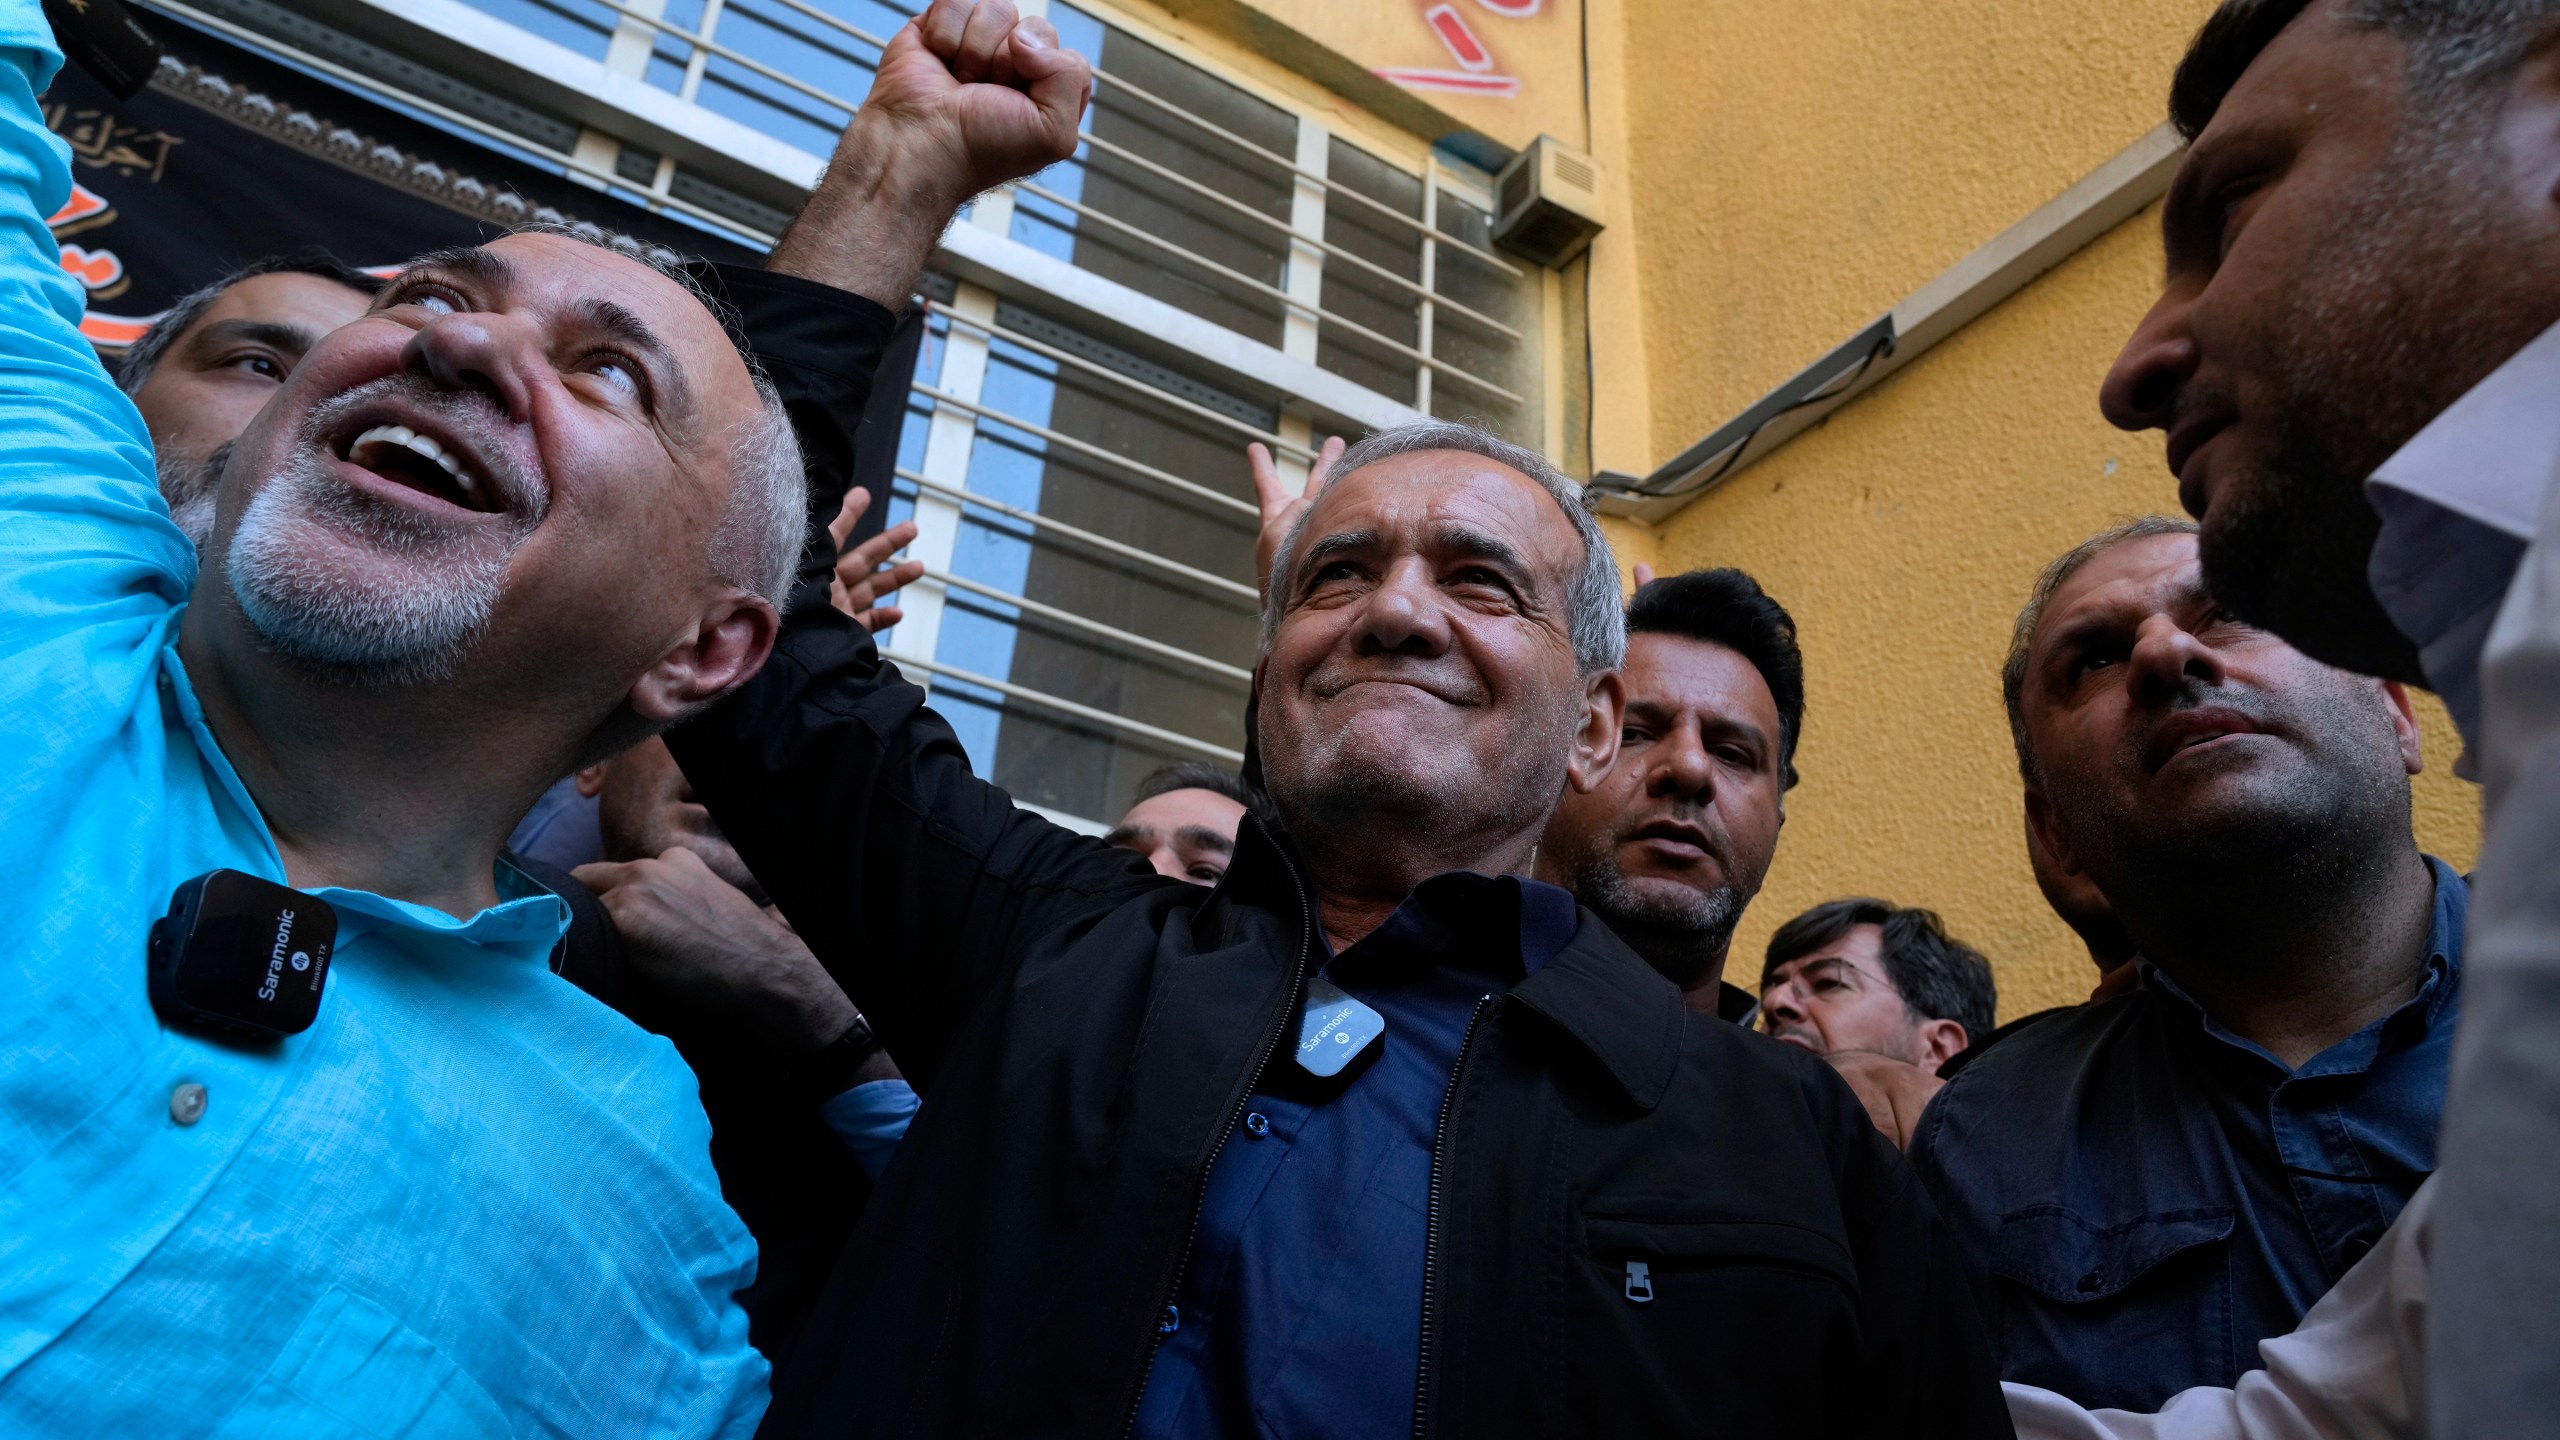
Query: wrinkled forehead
[[2038, 532, 2206, 650], [474, 232, 760, 415], [1299, 451, 1580, 568], [1767, 925, 1888, 985], [186, 271, 375, 346], [2193, 0, 2404, 149]]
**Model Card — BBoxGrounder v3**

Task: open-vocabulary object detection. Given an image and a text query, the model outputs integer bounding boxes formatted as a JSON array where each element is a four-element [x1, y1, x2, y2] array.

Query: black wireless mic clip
[[147, 869, 337, 1043]]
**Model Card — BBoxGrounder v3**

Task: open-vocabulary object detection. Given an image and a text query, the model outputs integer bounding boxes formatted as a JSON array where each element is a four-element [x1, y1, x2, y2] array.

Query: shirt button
[[1243, 1112, 1271, 1139], [2076, 1270, 2105, 1294], [1157, 1304, 1180, 1335], [168, 1081, 207, 1126]]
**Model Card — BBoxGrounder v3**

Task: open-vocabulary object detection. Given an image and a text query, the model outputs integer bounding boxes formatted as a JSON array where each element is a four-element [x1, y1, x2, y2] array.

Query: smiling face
[[130, 271, 376, 539], [2018, 531, 2422, 926], [1538, 631, 1784, 990], [202, 232, 775, 717], [2099, 0, 2560, 680], [1255, 449, 1618, 866]]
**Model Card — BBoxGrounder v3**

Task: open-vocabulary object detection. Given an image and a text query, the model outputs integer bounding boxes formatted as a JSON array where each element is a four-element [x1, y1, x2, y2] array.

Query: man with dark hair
[[117, 252, 382, 541], [1761, 899, 1997, 1067], [1105, 760, 1254, 885], [2098, 1, 2560, 1428], [1909, 519, 2464, 1414], [1759, 898, 1996, 1148], [1535, 566, 1804, 1021]]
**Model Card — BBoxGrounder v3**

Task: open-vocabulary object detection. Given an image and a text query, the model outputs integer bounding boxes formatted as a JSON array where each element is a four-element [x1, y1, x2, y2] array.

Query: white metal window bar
[[895, 469, 1261, 605]]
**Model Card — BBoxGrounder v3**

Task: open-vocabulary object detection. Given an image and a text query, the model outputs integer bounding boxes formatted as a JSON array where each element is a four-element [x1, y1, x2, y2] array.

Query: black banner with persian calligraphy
[[41, 17, 756, 352]]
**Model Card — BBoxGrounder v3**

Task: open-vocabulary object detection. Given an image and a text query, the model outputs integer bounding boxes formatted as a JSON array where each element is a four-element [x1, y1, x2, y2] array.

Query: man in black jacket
[[672, 56, 2010, 1421]]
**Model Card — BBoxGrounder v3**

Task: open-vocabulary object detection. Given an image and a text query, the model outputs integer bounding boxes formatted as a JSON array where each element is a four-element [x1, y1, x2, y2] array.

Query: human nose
[[1762, 979, 1807, 1024], [2126, 612, 2227, 701], [1649, 723, 1715, 803], [2100, 290, 2199, 435], [1145, 845, 1189, 881], [1353, 557, 1453, 658], [403, 307, 541, 423]]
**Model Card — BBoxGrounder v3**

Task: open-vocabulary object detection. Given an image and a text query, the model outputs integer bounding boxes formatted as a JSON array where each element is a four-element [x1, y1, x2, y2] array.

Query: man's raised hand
[[871, 0, 1090, 210], [765, 0, 1091, 301], [1249, 434, 1344, 596], [828, 487, 927, 632]]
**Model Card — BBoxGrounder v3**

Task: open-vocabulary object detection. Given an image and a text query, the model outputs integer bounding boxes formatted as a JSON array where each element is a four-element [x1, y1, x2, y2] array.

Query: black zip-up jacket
[[669, 617, 2013, 1439]]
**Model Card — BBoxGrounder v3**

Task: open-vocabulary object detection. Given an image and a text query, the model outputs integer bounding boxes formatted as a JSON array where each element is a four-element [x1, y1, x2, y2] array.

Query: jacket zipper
[[1411, 994, 1491, 1440], [1116, 840, 1319, 1439]]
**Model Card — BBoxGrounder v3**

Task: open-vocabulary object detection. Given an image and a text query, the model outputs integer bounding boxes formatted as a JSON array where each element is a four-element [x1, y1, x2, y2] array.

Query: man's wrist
[[766, 116, 977, 303], [793, 1012, 885, 1103]]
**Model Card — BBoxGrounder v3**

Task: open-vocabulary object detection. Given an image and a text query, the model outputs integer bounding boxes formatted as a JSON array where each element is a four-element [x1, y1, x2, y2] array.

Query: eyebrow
[[1101, 825, 1150, 851], [1765, 956, 1856, 992], [2040, 574, 2216, 672], [386, 245, 514, 298], [1627, 698, 1770, 749], [1428, 522, 1530, 575], [186, 318, 319, 358], [1174, 825, 1235, 856], [568, 296, 689, 416]]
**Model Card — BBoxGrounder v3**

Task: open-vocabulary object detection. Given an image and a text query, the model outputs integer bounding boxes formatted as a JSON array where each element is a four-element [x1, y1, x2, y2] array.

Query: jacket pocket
[[1988, 1204, 2236, 1410], [1569, 1216, 1863, 1437], [208, 1286, 512, 1440]]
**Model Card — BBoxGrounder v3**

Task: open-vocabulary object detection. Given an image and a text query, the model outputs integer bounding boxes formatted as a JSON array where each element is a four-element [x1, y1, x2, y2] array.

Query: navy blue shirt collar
[[2140, 854, 2466, 1077], [1325, 871, 1581, 986]]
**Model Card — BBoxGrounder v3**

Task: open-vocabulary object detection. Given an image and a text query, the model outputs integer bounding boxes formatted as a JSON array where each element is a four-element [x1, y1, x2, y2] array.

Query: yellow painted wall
[[1621, 210, 2481, 1018]]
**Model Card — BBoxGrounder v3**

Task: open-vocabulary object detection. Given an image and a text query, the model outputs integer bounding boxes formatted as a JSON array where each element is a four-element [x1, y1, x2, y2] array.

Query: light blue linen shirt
[[0, 12, 766, 1435]]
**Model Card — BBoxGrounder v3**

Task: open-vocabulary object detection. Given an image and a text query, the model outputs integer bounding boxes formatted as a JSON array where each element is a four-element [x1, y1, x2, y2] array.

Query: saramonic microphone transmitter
[[147, 870, 336, 1042]]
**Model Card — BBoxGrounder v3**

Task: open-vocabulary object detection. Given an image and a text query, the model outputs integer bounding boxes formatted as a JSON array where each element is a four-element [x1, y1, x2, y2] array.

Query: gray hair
[[2001, 516, 2199, 785], [508, 221, 803, 607], [2172, 0, 2560, 140], [1260, 419, 1625, 673]]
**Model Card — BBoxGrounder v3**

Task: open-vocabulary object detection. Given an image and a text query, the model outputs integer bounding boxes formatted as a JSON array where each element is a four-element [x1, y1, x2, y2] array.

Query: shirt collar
[[2366, 320, 2560, 747], [1328, 871, 1581, 984], [164, 642, 571, 967], [2142, 856, 2466, 1076]]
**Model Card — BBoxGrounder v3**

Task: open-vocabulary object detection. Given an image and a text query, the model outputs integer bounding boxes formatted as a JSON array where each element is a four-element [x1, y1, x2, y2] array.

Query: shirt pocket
[[1571, 1215, 1863, 1436], [1988, 1204, 2237, 1410], [208, 1286, 513, 1440]]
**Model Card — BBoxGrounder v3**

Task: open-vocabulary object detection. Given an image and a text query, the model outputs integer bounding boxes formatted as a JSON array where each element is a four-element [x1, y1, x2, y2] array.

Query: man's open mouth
[[340, 422, 501, 515]]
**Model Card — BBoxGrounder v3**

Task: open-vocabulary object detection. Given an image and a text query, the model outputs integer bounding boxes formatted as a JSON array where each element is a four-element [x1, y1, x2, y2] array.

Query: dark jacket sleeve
[[665, 615, 1164, 1093], [670, 266, 1163, 1089], [691, 261, 899, 607], [1836, 1100, 2015, 1438]]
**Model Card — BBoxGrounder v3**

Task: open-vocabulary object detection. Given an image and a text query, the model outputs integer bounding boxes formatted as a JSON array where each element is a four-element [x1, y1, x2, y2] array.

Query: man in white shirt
[[2094, 1, 2560, 1435]]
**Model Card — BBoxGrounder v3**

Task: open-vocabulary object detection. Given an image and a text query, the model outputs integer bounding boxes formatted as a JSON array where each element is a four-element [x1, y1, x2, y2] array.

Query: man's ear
[[626, 590, 779, 726], [1914, 1018, 1970, 1071], [1566, 668, 1627, 795], [2379, 680, 2424, 776], [572, 762, 609, 800], [2023, 785, 2085, 880]]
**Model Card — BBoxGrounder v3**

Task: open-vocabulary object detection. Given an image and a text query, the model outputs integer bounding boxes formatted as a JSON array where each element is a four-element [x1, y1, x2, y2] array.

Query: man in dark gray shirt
[[1910, 517, 2464, 1412]]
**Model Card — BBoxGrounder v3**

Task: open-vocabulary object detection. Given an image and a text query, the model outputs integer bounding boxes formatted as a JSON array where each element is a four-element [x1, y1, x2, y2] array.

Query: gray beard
[[1568, 850, 1742, 991], [157, 440, 228, 548], [224, 444, 521, 689]]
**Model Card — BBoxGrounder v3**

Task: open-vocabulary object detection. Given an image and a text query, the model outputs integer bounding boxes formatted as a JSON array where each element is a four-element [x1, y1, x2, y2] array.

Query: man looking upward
[[0, 0, 1090, 1431], [1910, 519, 2463, 1412]]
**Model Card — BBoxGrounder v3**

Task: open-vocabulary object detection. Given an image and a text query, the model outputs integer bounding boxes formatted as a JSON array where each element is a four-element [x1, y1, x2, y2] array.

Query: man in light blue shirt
[[0, 0, 825, 1427]]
